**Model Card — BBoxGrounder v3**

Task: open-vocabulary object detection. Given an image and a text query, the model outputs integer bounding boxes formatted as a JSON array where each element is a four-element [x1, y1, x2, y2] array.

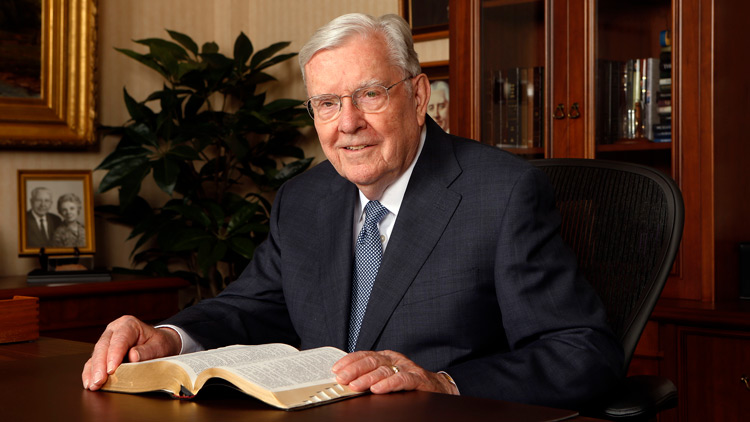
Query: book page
[[220, 347, 347, 392], [153, 343, 299, 383]]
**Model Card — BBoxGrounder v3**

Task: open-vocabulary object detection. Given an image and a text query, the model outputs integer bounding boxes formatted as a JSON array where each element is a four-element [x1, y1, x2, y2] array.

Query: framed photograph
[[18, 170, 96, 256], [399, 0, 450, 40], [0, 0, 97, 148], [423, 61, 450, 134]]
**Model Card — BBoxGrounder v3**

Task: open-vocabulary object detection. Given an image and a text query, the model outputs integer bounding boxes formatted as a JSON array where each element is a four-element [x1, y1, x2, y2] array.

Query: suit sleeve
[[159, 183, 301, 349], [446, 166, 624, 409]]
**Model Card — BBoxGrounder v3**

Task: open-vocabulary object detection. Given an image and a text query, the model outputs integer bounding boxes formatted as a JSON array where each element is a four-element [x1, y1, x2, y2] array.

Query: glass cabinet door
[[479, 0, 546, 159], [594, 0, 673, 172]]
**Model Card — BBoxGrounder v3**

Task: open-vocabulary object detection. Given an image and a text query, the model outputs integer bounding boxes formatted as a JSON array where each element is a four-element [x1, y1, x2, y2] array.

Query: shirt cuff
[[154, 324, 205, 354], [438, 371, 460, 395]]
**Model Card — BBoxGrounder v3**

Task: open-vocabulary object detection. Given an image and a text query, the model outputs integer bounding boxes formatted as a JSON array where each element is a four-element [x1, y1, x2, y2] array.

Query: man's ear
[[412, 73, 431, 126]]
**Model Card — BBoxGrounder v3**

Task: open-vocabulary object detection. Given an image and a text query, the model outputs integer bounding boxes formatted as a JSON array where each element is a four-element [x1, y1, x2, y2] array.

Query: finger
[[333, 352, 386, 384], [129, 327, 181, 362], [370, 370, 421, 394], [348, 363, 400, 392], [85, 329, 114, 390], [105, 318, 143, 373]]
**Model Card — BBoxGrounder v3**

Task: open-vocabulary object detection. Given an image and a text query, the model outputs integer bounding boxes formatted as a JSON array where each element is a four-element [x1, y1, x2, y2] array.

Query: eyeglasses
[[305, 77, 411, 123]]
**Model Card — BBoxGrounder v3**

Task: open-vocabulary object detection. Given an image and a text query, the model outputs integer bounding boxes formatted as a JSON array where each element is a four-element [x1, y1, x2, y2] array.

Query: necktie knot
[[363, 200, 388, 226]]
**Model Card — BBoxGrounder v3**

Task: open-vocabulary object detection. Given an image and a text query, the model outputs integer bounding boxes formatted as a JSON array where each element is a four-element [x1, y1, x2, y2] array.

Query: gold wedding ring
[[390, 365, 400, 374]]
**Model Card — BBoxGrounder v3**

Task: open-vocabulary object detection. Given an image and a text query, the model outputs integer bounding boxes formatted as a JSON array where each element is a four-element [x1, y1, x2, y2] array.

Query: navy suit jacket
[[164, 118, 623, 408]]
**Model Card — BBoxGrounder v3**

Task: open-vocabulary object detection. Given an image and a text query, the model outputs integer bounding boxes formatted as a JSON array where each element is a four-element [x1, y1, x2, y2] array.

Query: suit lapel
[[316, 173, 358, 349], [355, 119, 463, 351]]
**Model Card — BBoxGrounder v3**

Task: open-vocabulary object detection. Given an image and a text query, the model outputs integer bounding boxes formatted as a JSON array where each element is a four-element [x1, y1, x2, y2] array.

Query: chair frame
[[531, 158, 684, 421]]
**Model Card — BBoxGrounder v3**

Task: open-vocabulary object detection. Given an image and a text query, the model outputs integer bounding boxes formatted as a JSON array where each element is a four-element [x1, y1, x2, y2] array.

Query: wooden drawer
[[680, 328, 750, 422]]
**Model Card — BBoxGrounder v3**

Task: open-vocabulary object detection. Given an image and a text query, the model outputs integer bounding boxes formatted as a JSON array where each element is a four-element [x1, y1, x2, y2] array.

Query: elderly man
[[83, 13, 622, 408], [26, 187, 63, 248]]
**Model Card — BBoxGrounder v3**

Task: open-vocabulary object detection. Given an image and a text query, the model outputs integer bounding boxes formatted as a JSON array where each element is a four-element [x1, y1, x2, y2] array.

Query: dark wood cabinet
[[449, 0, 750, 420], [0, 275, 189, 343]]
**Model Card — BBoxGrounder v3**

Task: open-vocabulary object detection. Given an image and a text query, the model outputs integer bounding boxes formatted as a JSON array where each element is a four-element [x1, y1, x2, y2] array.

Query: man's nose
[[337, 97, 365, 133]]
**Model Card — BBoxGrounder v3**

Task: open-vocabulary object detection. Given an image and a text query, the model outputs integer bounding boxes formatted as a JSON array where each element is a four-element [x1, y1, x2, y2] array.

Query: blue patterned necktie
[[347, 200, 389, 352]]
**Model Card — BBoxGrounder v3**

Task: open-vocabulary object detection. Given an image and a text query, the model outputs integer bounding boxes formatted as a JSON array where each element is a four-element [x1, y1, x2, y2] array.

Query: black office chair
[[530, 158, 683, 421]]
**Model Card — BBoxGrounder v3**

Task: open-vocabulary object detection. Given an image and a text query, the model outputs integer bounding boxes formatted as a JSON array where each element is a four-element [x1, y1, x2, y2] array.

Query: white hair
[[298, 13, 421, 85]]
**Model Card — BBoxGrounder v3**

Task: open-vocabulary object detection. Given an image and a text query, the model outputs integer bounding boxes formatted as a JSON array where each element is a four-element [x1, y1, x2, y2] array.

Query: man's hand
[[332, 350, 459, 396], [81, 315, 182, 391]]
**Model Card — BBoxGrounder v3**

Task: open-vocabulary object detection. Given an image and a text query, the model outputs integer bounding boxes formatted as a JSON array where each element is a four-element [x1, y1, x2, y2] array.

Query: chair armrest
[[584, 375, 678, 421]]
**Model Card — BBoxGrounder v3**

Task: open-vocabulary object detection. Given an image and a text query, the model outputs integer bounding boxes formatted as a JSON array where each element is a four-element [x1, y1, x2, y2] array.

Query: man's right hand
[[81, 315, 182, 391]]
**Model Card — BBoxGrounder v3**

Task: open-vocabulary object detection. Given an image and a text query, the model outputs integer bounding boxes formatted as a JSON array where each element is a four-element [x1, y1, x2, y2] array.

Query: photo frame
[[399, 0, 450, 41], [423, 61, 450, 134], [18, 170, 96, 256], [0, 0, 98, 148]]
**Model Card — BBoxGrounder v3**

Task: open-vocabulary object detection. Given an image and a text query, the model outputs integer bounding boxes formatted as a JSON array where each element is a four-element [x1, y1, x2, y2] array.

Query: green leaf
[[163, 202, 212, 228], [123, 88, 152, 122], [255, 52, 297, 72], [168, 144, 202, 161], [263, 98, 305, 114], [202, 41, 219, 54], [117, 166, 151, 207], [116, 48, 169, 79], [197, 239, 228, 275], [226, 202, 262, 234], [135, 38, 189, 61], [249, 41, 290, 69], [97, 156, 150, 193], [96, 145, 150, 170], [228, 236, 256, 259], [159, 227, 213, 252], [233, 32, 253, 66], [125, 123, 160, 148], [270, 158, 313, 186], [167, 29, 199, 55], [153, 156, 181, 195]]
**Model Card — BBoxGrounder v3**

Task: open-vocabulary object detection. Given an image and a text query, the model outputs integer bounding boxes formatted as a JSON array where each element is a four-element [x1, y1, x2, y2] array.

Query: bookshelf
[[449, 0, 750, 420]]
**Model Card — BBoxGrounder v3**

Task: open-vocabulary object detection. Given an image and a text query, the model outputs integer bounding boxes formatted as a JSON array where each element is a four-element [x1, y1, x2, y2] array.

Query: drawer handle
[[568, 102, 581, 119], [554, 104, 566, 120], [742, 375, 750, 391]]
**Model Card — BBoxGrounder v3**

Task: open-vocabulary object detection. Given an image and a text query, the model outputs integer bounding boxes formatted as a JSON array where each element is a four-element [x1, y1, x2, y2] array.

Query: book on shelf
[[493, 66, 544, 149], [101, 343, 362, 410], [642, 57, 661, 140]]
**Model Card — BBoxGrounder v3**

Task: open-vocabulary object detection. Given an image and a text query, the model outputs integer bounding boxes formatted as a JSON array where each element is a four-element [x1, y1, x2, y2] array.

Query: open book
[[101, 343, 362, 409]]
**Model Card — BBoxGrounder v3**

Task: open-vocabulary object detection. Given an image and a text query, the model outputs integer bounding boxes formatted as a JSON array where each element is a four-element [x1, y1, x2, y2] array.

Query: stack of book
[[491, 67, 544, 149], [653, 29, 672, 143], [596, 57, 661, 144]]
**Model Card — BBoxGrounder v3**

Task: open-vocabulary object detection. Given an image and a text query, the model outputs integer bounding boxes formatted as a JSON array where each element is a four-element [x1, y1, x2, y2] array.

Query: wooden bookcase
[[448, 0, 750, 420]]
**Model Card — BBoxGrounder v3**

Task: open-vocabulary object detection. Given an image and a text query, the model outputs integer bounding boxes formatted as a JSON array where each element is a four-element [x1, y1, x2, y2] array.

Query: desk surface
[[0, 339, 601, 422]]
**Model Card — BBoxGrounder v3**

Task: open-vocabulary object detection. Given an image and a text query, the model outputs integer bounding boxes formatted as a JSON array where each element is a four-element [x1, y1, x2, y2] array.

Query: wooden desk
[[0, 275, 189, 342], [0, 338, 603, 422]]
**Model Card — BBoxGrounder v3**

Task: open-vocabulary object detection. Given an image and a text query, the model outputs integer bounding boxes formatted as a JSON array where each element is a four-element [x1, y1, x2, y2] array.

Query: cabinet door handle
[[742, 375, 750, 391], [568, 102, 581, 119], [554, 104, 566, 120]]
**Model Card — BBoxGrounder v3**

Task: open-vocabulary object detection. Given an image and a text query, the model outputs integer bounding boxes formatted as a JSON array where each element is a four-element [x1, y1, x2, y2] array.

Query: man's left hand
[[332, 350, 459, 395]]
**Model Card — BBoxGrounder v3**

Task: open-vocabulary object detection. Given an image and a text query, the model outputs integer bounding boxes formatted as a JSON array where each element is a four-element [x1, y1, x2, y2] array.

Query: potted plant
[[96, 30, 313, 299]]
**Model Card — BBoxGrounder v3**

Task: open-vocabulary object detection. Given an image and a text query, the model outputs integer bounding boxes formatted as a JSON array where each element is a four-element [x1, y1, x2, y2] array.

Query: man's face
[[31, 190, 53, 216], [304, 35, 430, 199], [427, 88, 449, 132]]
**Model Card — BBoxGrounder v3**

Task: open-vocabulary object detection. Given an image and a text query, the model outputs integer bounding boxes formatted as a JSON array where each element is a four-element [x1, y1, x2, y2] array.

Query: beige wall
[[0, 0, 448, 277]]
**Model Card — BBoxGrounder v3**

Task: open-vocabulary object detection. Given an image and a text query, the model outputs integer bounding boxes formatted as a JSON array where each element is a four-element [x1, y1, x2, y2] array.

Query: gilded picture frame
[[0, 0, 97, 148], [18, 170, 96, 256]]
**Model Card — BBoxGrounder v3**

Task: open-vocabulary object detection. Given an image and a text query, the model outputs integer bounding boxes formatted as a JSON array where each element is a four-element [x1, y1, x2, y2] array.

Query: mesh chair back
[[531, 159, 684, 371]]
